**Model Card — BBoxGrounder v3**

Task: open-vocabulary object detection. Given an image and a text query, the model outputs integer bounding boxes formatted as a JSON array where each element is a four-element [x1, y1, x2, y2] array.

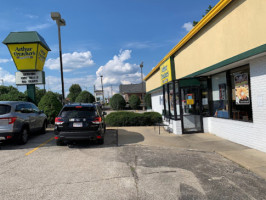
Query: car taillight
[[92, 117, 102, 124], [55, 117, 64, 125], [8, 117, 17, 124], [0, 117, 17, 124]]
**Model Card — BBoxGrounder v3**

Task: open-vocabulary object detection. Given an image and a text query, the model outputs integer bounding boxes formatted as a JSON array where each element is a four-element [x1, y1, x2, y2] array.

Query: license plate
[[73, 122, 83, 127], [0, 137, 6, 141]]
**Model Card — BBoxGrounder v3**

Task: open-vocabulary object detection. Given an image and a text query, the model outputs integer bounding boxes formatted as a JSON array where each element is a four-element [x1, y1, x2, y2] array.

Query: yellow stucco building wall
[[174, 0, 266, 79], [145, 0, 266, 92], [146, 68, 161, 92]]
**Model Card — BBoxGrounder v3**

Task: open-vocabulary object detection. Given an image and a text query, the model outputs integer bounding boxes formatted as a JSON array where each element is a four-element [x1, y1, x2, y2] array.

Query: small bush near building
[[129, 94, 140, 109], [110, 94, 126, 110], [38, 91, 63, 124], [105, 111, 162, 126]]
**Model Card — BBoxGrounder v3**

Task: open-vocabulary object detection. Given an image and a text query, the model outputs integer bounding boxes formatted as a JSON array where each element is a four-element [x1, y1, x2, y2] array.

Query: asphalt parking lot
[[0, 129, 266, 200]]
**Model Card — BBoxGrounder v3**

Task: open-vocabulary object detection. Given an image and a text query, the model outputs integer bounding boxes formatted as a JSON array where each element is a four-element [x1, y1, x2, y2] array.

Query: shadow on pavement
[[117, 128, 145, 146], [0, 129, 119, 150]]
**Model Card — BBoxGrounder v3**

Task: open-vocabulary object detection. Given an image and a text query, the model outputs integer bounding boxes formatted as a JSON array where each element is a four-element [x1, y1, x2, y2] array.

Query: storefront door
[[180, 86, 203, 133]]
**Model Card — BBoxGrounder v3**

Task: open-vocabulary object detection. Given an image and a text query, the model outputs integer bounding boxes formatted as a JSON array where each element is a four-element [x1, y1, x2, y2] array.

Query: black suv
[[54, 103, 106, 146]]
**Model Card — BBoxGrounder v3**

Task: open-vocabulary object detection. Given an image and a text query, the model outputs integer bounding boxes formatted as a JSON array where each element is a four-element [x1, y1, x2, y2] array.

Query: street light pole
[[100, 75, 105, 104], [140, 62, 144, 100], [51, 12, 66, 104]]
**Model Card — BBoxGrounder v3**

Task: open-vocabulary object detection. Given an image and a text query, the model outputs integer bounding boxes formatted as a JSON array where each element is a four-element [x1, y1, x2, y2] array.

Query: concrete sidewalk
[[117, 126, 266, 180]]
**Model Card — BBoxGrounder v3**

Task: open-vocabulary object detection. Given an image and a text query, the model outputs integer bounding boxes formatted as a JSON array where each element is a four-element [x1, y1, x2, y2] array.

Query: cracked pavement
[[0, 129, 266, 200]]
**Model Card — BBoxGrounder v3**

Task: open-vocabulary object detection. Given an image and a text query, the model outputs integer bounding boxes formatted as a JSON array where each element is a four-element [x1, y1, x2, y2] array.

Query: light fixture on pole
[[51, 12, 66, 104], [100, 75, 105, 104]]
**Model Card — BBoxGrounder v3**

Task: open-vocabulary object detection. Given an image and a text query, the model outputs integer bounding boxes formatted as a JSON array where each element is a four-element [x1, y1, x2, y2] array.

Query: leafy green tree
[[75, 91, 95, 103], [193, 5, 213, 26], [144, 93, 152, 109], [67, 84, 82, 102], [110, 94, 126, 110], [129, 95, 140, 109], [0, 86, 27, 101], [38, 91, 62, 124]]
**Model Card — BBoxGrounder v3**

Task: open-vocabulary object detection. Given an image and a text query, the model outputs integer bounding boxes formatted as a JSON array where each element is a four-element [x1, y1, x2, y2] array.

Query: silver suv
[[0, 101, 47, 144]]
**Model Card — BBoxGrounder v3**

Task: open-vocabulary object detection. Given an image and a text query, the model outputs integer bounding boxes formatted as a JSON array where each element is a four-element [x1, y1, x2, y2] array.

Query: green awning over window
[[179, 78, 200, 87]]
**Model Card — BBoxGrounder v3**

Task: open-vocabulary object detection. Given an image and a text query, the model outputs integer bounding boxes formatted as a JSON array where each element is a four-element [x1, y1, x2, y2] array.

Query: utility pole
[[100, 75, 104, 104], [140, 62, 145, 110], [111, 85, 113, 98]]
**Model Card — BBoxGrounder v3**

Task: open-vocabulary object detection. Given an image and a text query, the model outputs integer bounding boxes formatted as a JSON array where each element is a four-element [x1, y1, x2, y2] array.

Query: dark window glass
[[169, 82, 175, 117], [61, 107, 97, 118], [212, 72, 229, 119], [175, 82, 180, 118], [30, 104, 40, 112], [164, 85, 169, 116], [15, 104, 27, 112], [230, 66, 252, 122], [0, 105, 11, 115], [201, 80, 210, 117]]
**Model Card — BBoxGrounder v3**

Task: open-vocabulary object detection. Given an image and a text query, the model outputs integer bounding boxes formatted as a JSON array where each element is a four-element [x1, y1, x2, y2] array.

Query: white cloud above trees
[[45, 51, 94, 72], [95, 50, 142, 95]]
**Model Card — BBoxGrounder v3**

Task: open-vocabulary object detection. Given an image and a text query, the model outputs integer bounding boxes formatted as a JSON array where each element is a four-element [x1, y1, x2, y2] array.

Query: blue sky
[[0, 0, 219, 97]]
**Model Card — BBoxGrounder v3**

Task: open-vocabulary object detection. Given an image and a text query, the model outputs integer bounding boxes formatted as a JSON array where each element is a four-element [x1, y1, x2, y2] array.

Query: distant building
[[119, 83, 146, 103]]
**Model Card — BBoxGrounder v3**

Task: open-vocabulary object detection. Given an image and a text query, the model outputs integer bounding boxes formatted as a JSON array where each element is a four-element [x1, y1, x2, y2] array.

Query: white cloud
[[25, 14, 39, 19], [0, 67, 15, 84], [124, 41, 164, 49], [45, 51, 95, 72], [26, 22, 52, 31], [0, 58, 12, 63], [182, 22, 193, 32], [95, 50, 142, 95]]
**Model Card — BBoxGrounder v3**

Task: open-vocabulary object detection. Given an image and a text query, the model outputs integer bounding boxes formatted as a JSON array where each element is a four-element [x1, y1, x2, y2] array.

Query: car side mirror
[[39, 110, 44, 114], [103, 111, 107, 116]]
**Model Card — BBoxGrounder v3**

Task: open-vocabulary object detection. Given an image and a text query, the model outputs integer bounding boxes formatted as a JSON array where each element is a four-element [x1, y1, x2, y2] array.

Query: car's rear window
[[0, 105, 11, 115], [60, 107, 97, 118]]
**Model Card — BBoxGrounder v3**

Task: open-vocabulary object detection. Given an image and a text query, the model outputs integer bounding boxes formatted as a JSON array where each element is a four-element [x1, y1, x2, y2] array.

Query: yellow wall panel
[[174, 0, 266, 79]]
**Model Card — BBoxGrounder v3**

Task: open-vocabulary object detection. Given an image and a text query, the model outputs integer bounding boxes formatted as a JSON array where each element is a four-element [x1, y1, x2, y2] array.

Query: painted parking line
[[25, 137, 54, 156]]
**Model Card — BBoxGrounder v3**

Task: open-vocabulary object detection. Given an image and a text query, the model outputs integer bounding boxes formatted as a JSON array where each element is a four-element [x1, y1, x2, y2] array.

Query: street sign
[[15, 71, 45, 85]]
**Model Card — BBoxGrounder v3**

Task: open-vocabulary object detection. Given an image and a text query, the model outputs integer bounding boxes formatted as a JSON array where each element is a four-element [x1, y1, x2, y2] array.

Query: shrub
[[67, 84, 82, 102], [0, 86, 27, 101], [75, 91, 95, 103], [144, 93, 152, 109], [110, 94, 126, 110], [105, 111, 162, 126], [38, 91, 63, 124], [129, 95, 141, 109]]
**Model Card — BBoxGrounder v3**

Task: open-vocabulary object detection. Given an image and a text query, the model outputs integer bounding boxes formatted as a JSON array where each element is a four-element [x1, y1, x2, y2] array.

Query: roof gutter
[[144, 0, 233, 81]]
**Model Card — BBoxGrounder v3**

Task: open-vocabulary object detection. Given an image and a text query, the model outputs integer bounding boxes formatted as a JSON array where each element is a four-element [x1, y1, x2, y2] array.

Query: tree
[[129, 95, 141, 109], [23, 86, 46, 105], [193, 5, 213, 26], [38, 91, 62, 124], [110, 94, 126, 110], [144, 93, 152, 109], [67, 84, 82, 102], [0, 86, 27, 101], [75, 91, 95, 103]]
